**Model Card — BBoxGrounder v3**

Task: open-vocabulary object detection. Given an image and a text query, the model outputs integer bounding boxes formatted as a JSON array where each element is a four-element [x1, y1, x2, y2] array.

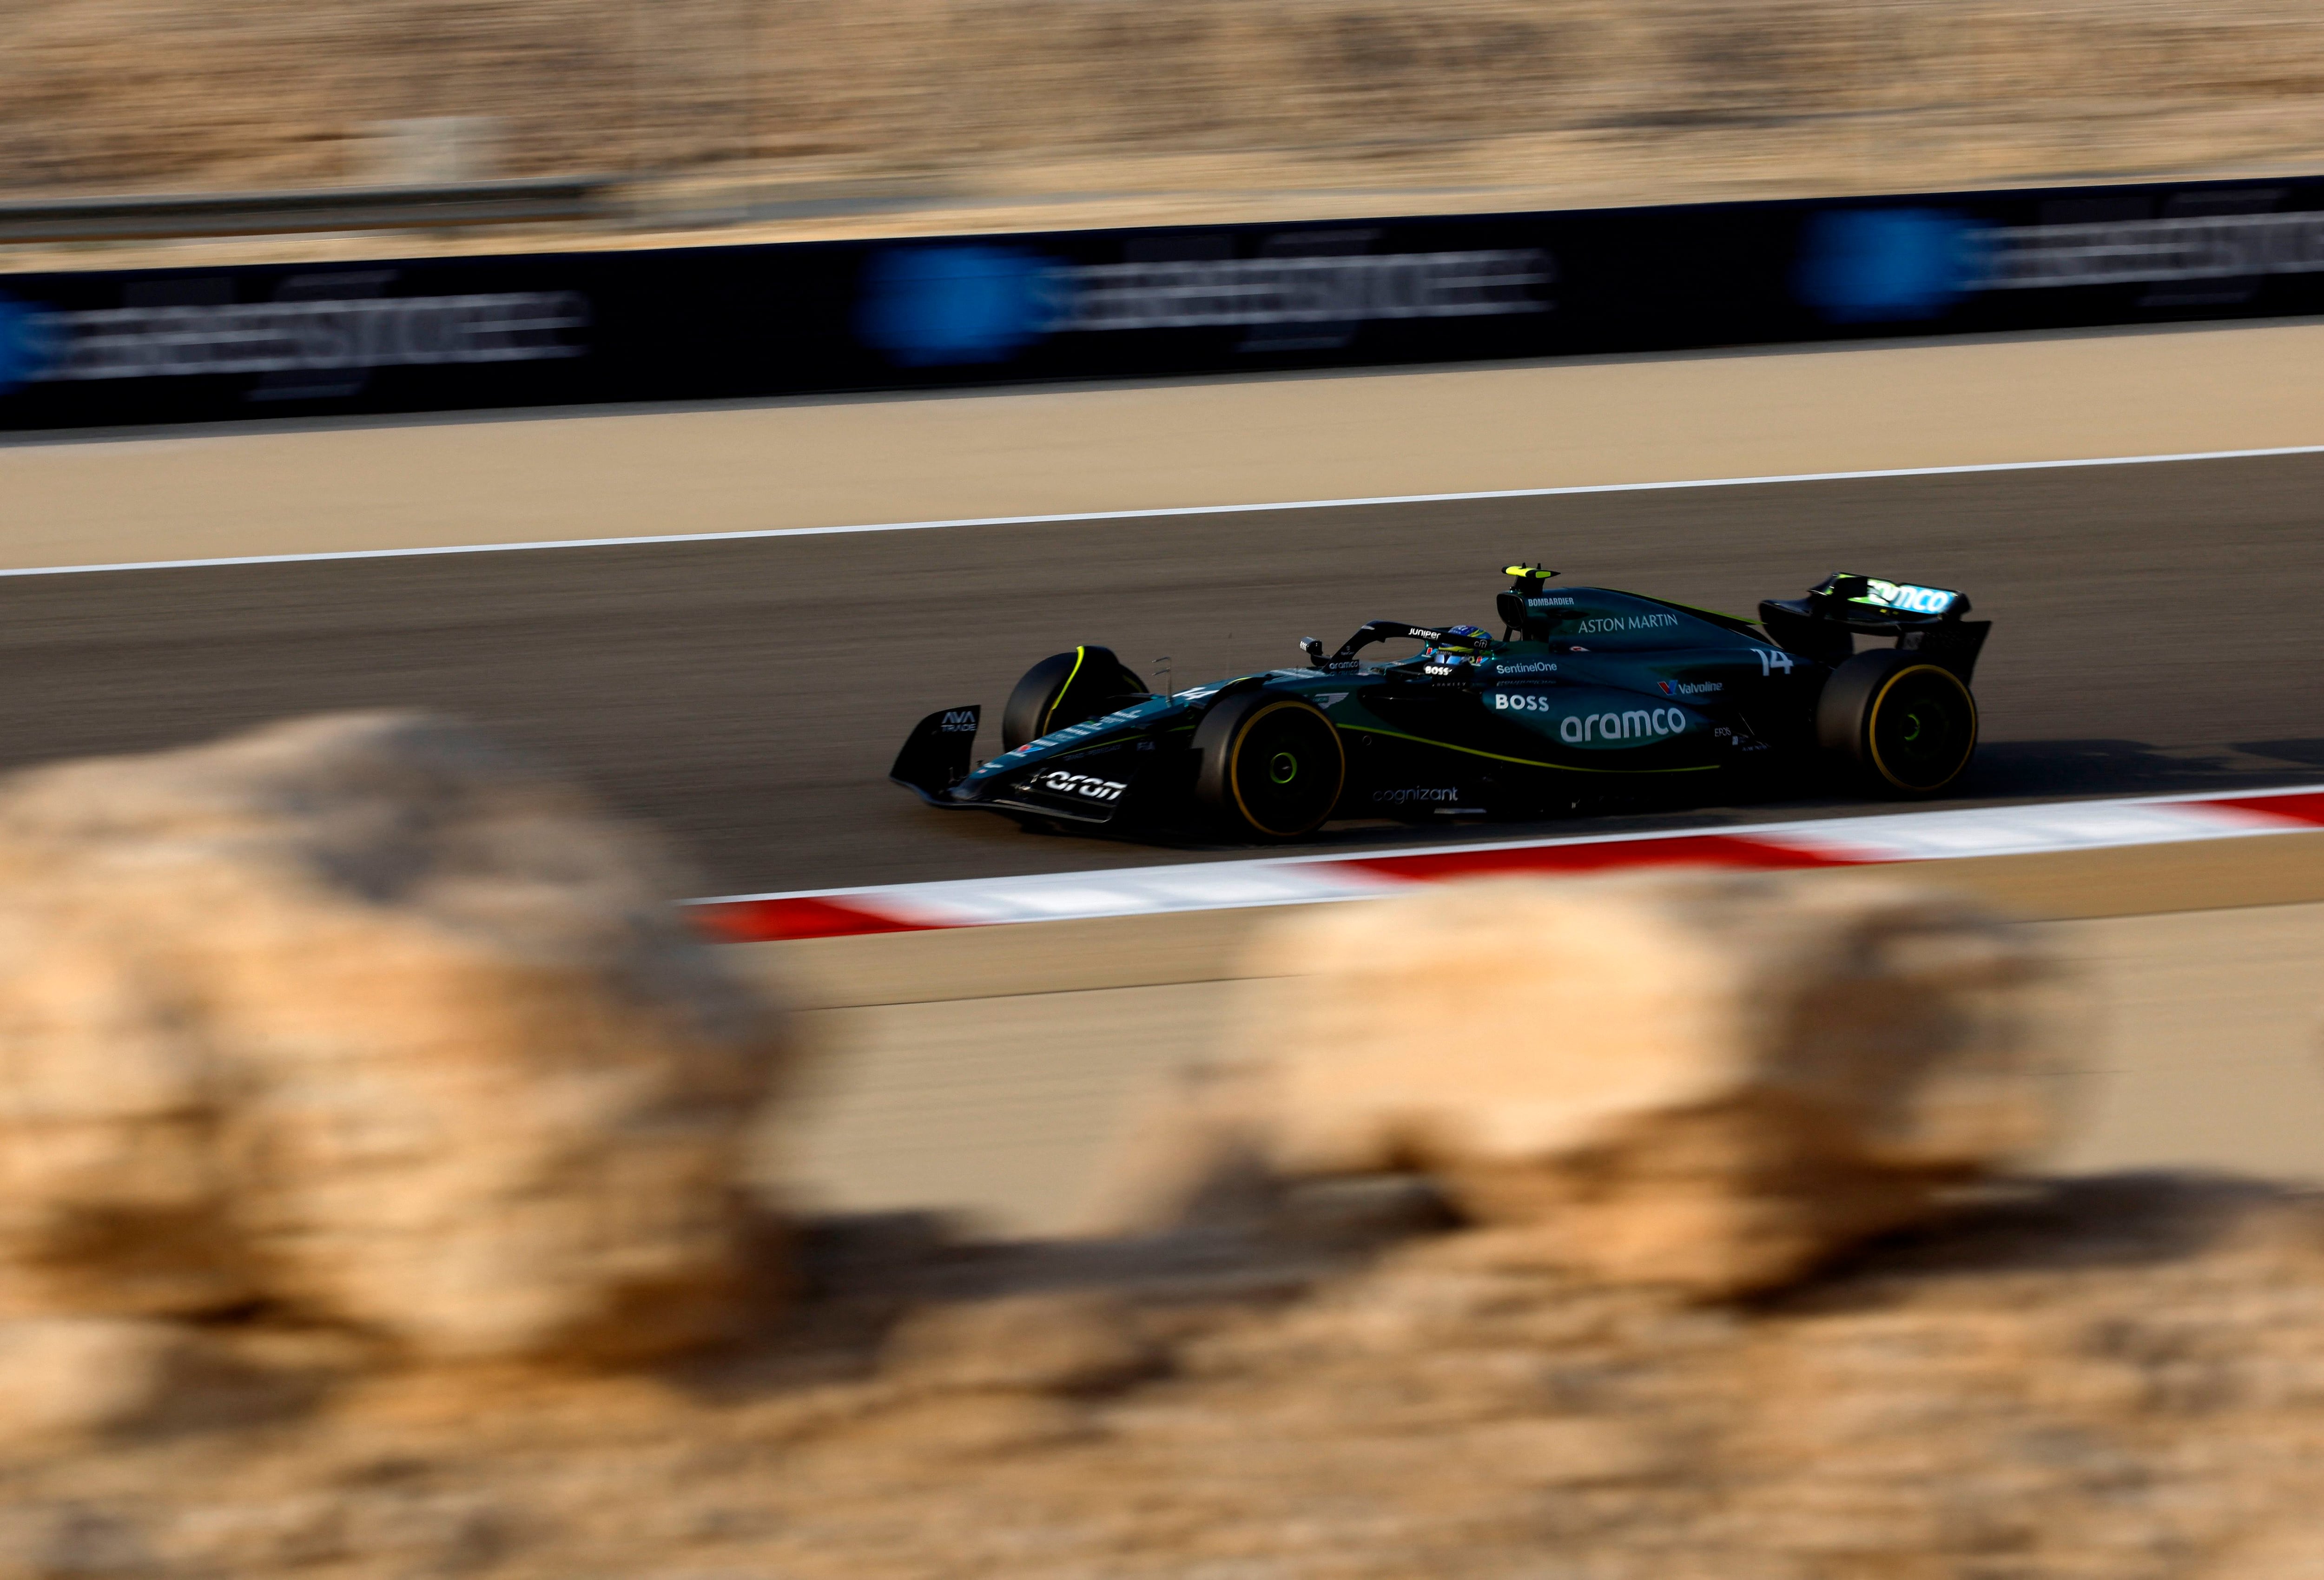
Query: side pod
[[890, 705, 981, 802]]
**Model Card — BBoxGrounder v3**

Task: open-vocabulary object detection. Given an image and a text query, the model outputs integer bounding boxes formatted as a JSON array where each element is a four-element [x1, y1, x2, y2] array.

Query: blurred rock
[[0, 1176, 2318, 1576], [880, 1292, 1162, 1396], [357, 116, 499, 184], [2206, 1516, 2324, 1580], [1169, 872, 2087, 1295], [1076, 1058, 1285, 1238], [0, 1318, 248, 1443], [0, 712, 786, 1363]]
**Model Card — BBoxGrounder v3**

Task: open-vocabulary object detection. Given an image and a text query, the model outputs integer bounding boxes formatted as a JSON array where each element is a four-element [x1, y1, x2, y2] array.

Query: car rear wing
[[1759, 573, 1991, 680]]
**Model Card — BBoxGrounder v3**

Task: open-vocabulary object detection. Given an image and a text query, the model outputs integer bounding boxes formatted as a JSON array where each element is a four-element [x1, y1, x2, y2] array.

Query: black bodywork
[[891, 567, 1989, 840]]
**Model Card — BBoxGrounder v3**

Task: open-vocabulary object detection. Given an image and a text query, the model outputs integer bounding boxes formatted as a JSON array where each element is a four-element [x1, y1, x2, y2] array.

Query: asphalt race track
[[2, 449, 2320, 894]]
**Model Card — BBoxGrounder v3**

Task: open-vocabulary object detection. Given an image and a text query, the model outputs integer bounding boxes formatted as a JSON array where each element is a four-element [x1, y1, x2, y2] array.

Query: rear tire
[[1817, 650, 1978, 797], [1001, 646, 1149, 751], [1193, 692, 1346, 839]]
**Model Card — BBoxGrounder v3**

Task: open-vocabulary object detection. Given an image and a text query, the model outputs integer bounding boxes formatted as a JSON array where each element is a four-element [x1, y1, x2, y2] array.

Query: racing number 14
[[1750, 647, 1796, 677]]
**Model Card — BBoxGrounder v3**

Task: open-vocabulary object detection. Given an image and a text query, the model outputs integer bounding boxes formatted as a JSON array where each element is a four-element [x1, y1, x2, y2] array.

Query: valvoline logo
[[854, 246, 1070, 367], [0, 292, 59, 395]]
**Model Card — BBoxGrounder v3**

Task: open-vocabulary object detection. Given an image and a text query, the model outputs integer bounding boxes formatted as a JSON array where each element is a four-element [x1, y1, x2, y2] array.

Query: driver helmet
[[1427, 623, 1495, 662]]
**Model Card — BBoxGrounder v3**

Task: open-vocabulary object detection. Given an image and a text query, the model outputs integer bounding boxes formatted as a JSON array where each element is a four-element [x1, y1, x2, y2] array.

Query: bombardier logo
[[1035, 770, 1126, 803]]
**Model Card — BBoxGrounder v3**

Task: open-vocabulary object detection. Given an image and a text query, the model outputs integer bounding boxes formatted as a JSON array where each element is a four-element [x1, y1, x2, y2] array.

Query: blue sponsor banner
[[3, 173, 2323, 431]]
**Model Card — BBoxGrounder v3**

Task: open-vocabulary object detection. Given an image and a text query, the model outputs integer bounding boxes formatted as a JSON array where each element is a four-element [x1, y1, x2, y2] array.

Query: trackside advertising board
[[3, 175, 2323, 430]]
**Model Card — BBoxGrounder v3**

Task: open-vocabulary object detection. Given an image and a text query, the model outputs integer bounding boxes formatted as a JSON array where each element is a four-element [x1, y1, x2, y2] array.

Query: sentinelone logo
[[1976, 210, 2324, 290], [2, 291, 589, 385], [1056, 251, 1554, 331], [1797, 199, 2324, 320], [857, 244, 1553, 365]]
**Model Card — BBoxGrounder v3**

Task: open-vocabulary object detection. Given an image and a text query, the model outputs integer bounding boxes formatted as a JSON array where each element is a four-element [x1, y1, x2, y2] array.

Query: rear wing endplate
[[1759, 573, 1991, 681]]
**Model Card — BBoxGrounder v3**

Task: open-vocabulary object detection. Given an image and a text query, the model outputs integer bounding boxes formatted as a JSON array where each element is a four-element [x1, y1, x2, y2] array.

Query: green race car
[[892, 564, 1990, 841]]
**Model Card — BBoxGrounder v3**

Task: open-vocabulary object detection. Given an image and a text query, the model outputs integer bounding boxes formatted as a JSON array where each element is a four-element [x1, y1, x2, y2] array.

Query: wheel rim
[[1868, 666, 1976, 791], [1230, 703, 1343, 836]]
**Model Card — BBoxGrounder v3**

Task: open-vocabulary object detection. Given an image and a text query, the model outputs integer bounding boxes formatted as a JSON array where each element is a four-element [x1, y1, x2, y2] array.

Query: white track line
[[3, 441, 2322, 579]]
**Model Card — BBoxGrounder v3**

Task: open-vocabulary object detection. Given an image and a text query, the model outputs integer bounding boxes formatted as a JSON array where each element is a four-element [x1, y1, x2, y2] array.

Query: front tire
[[1817, 651, 1978, 797], [1001, 646, 1149, 751], [1193, 692, 1346, 839]]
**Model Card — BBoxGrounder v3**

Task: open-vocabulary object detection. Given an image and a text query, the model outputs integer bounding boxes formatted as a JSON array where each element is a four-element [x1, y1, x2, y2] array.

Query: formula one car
[[891, 566, 1989, 841]]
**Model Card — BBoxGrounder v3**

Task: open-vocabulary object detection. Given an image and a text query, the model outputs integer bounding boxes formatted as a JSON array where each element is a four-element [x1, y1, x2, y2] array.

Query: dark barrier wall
[[4, 175, 2323, 431]]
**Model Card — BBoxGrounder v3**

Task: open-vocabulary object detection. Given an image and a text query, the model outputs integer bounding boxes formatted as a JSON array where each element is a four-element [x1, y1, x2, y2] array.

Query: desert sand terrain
[[5, 0, 2324, 262]]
